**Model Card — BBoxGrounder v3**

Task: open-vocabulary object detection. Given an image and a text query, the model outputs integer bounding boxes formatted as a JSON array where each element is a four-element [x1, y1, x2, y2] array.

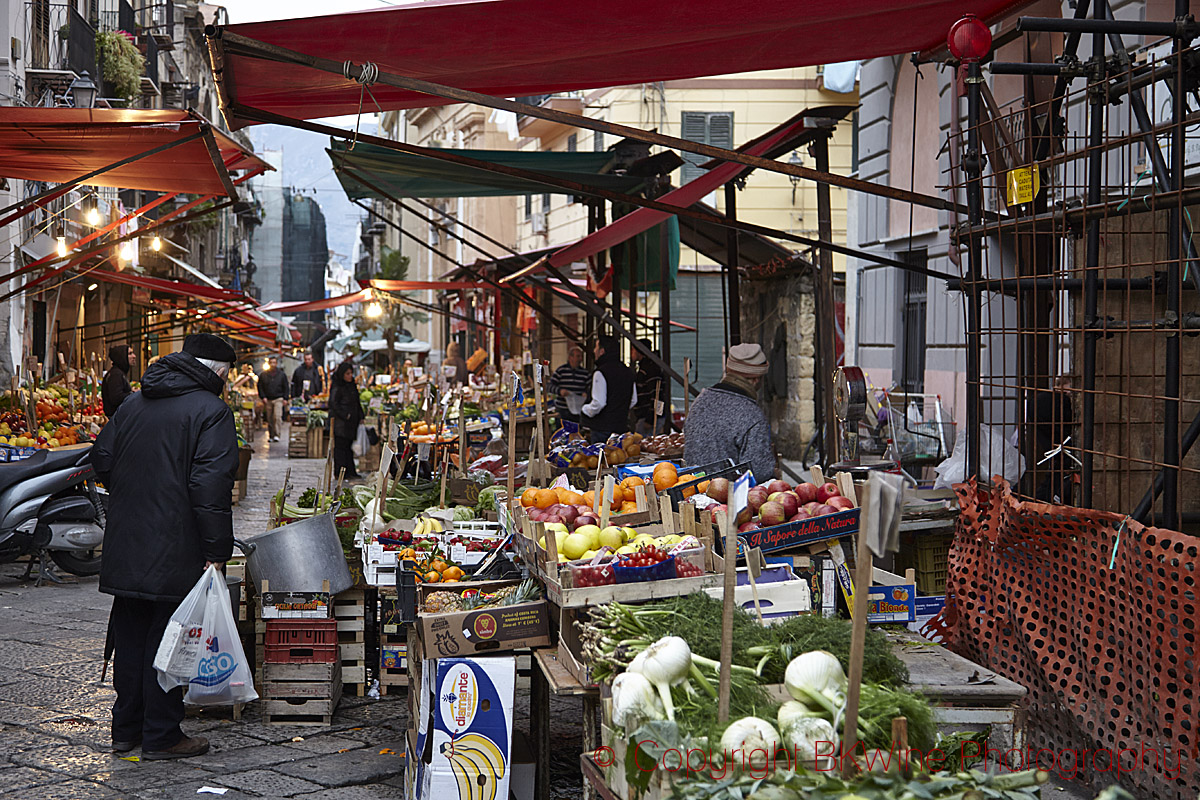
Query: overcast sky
[[217, 0, 403, 25]]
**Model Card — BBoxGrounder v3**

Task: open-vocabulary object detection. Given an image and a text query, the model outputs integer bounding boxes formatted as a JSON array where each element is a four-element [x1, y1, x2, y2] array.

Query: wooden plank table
[[533, 647, 601, 800]]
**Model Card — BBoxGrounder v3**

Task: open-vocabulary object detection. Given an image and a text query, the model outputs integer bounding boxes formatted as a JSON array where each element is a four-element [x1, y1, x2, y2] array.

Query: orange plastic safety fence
[[925, 478, 1199, 799]]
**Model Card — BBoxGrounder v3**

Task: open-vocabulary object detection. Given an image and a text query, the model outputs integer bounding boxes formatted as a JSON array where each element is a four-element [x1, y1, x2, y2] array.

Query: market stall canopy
[[259, 290, 371, 313], [0, 108, 269, 195], [329, 140, 646, 198], [208, 0, 1029, 125]]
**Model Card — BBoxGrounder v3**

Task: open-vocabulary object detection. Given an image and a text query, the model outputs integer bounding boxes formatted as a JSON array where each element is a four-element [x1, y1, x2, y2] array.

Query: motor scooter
[[0, 443, 105, 585]]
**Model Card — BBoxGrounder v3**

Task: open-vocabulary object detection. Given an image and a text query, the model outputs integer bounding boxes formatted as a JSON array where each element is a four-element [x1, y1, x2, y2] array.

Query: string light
[[56, 237, 68, 258], [119, 239, 136, 261], [366, 301, 383, 319], [86, 205, 100, 226], [86, 283, 98, 291], [151, 236, 162, 251]]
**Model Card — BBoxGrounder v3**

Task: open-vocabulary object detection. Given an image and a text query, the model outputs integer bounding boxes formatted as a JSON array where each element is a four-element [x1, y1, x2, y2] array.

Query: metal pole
[[659, 220, 671, 415], [724, 183, 742, 344], [1163, 0, 1188, 529], [1080, 1, 1106, 510], [814, 135, 840, 466], [965, 61, 985, 481]]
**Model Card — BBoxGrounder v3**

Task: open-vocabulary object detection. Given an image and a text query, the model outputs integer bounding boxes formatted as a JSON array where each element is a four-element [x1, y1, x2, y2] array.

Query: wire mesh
[[950, 37, 1200, 530]]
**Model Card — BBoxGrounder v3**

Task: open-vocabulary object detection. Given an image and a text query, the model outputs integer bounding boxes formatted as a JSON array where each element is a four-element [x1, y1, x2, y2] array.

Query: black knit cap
[[182, 333, 236, 363]]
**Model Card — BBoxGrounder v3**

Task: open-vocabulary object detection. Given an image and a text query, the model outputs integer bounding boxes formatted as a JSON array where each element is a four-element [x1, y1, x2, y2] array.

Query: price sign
[[654, 399, 665, 416], [534, 362, 545, 385], [417, 442, 432, 463]]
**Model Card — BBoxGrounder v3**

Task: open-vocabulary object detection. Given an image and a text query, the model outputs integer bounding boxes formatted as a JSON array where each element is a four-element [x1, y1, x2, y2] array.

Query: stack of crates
[[378, 590, 408, 695], [333, 589, 368, 696], [260, 619, 342, 725]]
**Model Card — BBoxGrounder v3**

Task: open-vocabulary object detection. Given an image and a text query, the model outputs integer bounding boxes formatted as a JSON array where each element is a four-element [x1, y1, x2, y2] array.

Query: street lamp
[[68, 71, 98, 109], [788, 151, 803, 204]]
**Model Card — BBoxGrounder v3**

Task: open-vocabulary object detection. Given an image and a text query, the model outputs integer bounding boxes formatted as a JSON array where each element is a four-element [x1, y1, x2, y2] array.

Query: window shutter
[[708, 112, 733, 151], [567, 134, 577, 152], [593, 130, 605, 152], [525, 194, 532, 219], [680, 112, 733, 185]]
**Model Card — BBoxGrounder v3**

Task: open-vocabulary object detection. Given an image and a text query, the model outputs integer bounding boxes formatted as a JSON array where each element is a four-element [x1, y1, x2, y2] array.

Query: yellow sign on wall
[[1006, 166, 1041, 205]]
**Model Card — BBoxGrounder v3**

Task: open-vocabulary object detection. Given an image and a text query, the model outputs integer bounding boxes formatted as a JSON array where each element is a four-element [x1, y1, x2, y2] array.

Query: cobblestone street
[[0, 424, 587, 799]]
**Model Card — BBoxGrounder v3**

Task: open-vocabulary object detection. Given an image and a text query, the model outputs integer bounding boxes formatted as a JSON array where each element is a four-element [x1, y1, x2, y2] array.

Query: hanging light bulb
[[262, 359, 271, 371], [366, 301, 384, 319], [151, 236, 162, 251], [56, 237, 68, 258], [86, 205, 100, 226], [120, 239, 136, 261]]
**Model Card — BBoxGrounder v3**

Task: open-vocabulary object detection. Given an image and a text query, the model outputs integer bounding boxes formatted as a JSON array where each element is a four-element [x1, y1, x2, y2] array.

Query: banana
[[428, 518, 444, 533], [413, 518, 428, 538], [456, 733, 506, 779]]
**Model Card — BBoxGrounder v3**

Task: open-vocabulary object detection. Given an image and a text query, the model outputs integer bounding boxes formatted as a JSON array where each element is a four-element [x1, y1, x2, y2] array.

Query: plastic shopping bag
[[152, 565, 258, 706]]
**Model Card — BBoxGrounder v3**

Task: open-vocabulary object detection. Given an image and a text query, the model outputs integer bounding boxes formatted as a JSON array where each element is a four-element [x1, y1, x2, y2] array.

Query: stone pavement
[[0, 423, 589, 799]]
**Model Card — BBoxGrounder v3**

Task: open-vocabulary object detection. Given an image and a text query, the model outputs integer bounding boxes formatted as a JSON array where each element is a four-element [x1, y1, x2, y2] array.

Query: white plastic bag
[[352, 423, 369, 456], [933, 424, 1026, 489], [153, 565, 258, 706]]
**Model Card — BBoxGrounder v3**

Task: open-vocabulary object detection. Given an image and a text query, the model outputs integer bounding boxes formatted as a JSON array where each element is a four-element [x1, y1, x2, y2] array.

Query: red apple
[[813, 504, 836, 517], [736, 507, 753, 526], [768, 491, 799, 518], [576, 514, 598, 529], [528, 507, 545, 522], [575, 504, 593, 516], [559, 505, 580, 524], [816, 482, 840, 503], [765, 479, 791, 495], [802, 501, 822, 515], [738, 521, 762, 533], [788, 510, 808, 522], [544, 512, 563, 525], [827, 496, 854, 511], [758, 500, 786, 527], [747, 486, 770, 514], [707, 477, 731, 503], [795, 482, 819, 503]]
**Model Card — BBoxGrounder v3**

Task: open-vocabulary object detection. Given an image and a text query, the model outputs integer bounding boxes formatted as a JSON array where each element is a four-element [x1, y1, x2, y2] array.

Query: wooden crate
[[379, 629, 408, 695], [261, 661, 342, 726], [306, 426, 327, 458], [334, 589, 368, 697]]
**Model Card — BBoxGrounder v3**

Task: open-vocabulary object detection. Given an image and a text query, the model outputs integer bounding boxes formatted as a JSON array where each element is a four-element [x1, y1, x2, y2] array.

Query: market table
[[533, 647, 601, 800]]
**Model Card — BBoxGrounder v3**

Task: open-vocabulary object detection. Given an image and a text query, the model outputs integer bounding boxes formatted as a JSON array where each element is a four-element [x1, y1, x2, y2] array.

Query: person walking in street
[[581, 334, 637, 444], [90, 333, 240, 761], [549, 344, 590, 425], [683, 343, 777, 483], [291, 352, 323, 401], [257, 356, 289, 441], [632, 338, 666, 436], [329, 361, 365, 479], [102, 344, 136, 417], [442, 341, 468, 386]]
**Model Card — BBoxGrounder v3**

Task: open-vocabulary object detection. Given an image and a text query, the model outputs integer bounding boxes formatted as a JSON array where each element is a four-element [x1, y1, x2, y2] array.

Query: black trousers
[[333, 434, 359, 478], [111, 596, 185, 750]]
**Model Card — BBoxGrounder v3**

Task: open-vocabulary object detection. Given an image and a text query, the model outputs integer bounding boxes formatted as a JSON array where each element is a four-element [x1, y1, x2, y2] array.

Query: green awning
[[329, 139, 646, 199]]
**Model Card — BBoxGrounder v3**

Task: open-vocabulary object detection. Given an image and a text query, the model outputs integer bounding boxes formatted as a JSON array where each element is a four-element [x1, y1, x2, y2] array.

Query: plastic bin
[[913, 532, 952, 595], [673, 547, 705, 579], [662, 461, 752, 510], [569, 556, 618, 588], [614, 554, 677, 583], [263, 619, 339, 663]]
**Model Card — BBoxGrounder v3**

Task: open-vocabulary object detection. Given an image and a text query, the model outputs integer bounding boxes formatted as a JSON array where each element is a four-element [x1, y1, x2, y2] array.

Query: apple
[[575, 524, 601, 550], [758, 500, 786, 527], [765, 479, 791, 495], [802, 501, 822, 515], [795, 482, 819, 503], [747, 486, 770, 514], [736, 507, 753, 526], [544, 512, 563, 525], [562, 532, 591, 560], [768, 491, 799, 518], [817, 482, 840, 503], [576, 514, 599, 529], [598, 526, 625, 549], [813, 504, 837, 517], [827, 496, 854, 511], [738, 521, 762, 533], [707, 477, 731, 503], [575, 504, 593, 517], [558, 505, 580, 525], [788, 510, 808, 522]]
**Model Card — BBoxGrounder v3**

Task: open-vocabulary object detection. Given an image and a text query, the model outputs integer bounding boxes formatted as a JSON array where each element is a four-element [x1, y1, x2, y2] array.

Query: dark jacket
[[587, 350, 635, 433], [329, 379, 365, 439], [101, 346, 132, 417], [443, 356, 468, 386], [633, 357, 664, 422], [292, 363, 323, 399], [258, 367, 289, 400], [91, 352, 239, 602]]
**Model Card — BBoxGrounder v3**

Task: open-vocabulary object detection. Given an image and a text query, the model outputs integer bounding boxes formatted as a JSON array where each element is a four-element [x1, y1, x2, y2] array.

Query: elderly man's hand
[[206, 561, 226, 570]]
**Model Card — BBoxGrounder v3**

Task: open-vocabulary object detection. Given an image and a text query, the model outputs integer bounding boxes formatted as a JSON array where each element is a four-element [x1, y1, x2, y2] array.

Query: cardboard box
[[867, 583, 916, 623], [415, 580, 551, 657], [703, 578, 813, 622], [259, 590, 332, 619], [412, 655, 516, 800], [510, 730, 535, 800]]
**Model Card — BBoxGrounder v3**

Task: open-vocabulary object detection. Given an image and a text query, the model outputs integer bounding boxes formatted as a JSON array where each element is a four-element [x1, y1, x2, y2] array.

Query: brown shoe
[[142, 735, 209, 760]]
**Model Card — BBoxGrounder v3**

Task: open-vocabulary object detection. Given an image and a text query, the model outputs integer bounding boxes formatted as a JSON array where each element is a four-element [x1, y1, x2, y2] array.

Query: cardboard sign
[[260, 591, 331, 618], [734, 508, 860, 554], [866, 583, 917, 623]]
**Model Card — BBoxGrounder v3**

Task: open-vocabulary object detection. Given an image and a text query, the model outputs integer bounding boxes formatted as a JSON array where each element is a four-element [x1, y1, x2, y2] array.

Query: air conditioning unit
[[531, 212, 547, 234]]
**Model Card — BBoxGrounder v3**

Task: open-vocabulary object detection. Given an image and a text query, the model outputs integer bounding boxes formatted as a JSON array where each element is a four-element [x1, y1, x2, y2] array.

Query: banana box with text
[[410, 654, 515, 800], [415, 580, 551, 657]]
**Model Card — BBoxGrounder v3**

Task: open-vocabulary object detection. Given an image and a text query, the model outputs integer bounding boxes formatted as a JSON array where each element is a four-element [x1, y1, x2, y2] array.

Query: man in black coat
[[291, 352, 323, 401], [102, 344, 135, 417], [91, 334, 240, 760], [257, 356, 289, 442], [581, 334, 637, 444]]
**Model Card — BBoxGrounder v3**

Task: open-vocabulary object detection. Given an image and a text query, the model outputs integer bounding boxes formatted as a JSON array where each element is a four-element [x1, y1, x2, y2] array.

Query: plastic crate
[[913, 532, 953, 596], [263, 619, 339, 663], [614, 554, 677, 583], [662, 461, 752, 510]]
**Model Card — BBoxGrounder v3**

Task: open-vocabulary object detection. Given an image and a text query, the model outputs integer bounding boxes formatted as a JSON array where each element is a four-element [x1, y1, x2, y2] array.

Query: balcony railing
[[25, 2, 96, 78]]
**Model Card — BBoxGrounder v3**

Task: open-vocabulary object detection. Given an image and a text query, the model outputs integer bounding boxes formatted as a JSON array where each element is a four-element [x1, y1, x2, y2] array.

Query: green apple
[[575, 524, 602, 550], [562, 532, 591, 560], [599, 526, 625, 550], [616, 545, 637, 555], [622, 526, 637, 540], [582, 549, 597, 559]]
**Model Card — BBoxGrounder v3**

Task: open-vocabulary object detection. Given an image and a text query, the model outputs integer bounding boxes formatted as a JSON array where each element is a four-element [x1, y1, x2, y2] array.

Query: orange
[[653, 466, 678, 492], [582, 490, 596, 508], [621, 476, 645, 490], [609, 485, 626, 506], [399, 548, 416, 560], [697, 480, 711, 494], [521, 488, 539, 507], [442, 566, 464, 582], [561, 490, 583, 506], [424, 570, 442, 583], [535, 488, 558, 509], [619, 501, 639, 514], [553, 487, 570, 503], [429, 559, 449, 574]]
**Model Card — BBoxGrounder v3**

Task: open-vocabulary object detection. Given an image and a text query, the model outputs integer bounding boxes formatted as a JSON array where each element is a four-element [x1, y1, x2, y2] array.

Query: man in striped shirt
[[549, 345, 591, 424]]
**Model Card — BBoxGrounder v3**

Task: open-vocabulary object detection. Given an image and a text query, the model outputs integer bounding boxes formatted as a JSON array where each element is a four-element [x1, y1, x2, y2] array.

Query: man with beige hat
[[682, 343, 777, 482]]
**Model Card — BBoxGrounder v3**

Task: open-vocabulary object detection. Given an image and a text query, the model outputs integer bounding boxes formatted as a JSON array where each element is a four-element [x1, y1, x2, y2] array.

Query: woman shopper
[[329, 362, 365, 479]]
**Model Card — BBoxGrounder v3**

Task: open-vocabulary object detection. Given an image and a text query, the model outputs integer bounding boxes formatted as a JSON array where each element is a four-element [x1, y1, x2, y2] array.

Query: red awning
[[0, 108, 270, 195], [360, 279, 488, 292], [259, 290, 371, 313], [211, 0, 1029, 124]]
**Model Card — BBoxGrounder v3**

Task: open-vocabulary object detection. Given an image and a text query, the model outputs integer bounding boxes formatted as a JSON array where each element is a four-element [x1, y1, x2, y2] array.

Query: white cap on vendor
[[724, 343, 768, 378]]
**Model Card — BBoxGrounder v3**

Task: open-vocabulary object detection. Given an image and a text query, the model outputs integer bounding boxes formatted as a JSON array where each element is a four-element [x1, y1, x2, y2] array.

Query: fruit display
[[0, 386, 95, 449], [702, 477, 855, 532], [405, 419, 457, 444], [423, 578, 541, 613]]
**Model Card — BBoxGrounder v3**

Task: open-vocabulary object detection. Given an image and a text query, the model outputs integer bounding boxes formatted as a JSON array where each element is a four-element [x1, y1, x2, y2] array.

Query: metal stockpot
[[234, 512, 352, 595]]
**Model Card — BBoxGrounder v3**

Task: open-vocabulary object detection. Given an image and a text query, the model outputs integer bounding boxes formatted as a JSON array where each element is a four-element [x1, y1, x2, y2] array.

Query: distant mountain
[[247, 121, 378, 263]]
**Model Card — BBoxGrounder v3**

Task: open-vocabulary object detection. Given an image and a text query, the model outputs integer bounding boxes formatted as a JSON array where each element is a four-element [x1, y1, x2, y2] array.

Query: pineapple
[[424, 591, 465, 613], [467, 580, 540, 610]]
